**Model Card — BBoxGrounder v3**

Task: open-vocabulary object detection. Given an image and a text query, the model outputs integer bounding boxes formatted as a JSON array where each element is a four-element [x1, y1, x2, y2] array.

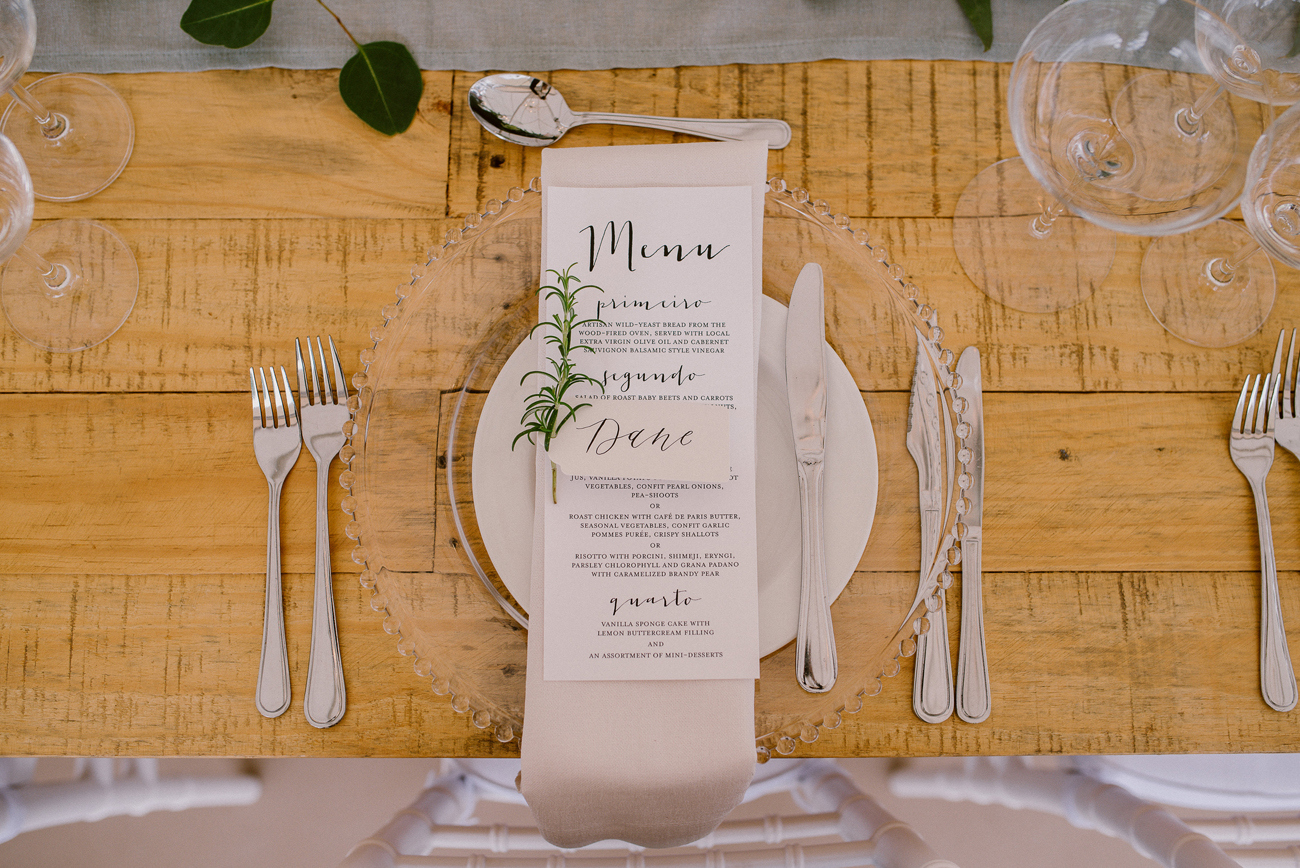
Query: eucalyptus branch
[[313, 0, 359, 46], [179, 0, 423, 135], [514, 264, 605, 502]]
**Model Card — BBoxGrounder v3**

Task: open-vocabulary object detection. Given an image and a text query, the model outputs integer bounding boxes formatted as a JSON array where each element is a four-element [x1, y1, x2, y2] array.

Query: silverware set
[[249, 336, 351, 728], [1230, 330, 1299, 713], [909, 341, 989, 724], [784, 262, 989, 714]]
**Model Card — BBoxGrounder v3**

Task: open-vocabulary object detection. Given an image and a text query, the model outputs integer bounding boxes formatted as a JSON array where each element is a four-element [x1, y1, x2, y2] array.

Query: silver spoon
[[468, 73, 791, 149]]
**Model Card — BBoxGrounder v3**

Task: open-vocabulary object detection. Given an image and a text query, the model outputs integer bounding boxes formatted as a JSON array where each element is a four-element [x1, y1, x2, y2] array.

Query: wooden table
[[3, 62, 1299, 758]]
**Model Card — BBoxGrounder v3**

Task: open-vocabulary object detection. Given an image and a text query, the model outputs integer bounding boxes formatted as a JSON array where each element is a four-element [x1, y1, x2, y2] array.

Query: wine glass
[[0, 133, 138, 352], [1138, 0, 1300, 346], [954, 0, 1264, 317], [1197, 0, 1300, 108], [1149, 98, 1300, 337], [1241, 100, 1300, 270], [0, 0, 133, 202]]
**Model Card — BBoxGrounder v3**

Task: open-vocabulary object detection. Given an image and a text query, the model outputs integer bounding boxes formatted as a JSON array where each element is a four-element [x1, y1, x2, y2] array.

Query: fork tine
[[1266, 373, 1280, 435], [313, 336, 332, 404], [258, 368, 275, 430], [269, 367, 287, 427], [250, 368, 263, 429], [327, 335, 349, 402], [1247, 374, 1264, 433], [1235, 376, 1252, 434], [1287, 329, 1297, 420], [306, 337, 323, 405], [1272, 330, 1285, 393], [280, 365, 298, 427], [295, 337, 309, 408]]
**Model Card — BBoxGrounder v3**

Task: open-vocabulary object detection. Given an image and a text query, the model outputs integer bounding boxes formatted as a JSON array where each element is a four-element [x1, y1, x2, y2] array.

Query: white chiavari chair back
[[0, 757, 261, 844], [339, 757, 959, 868], [888, 755, 1300, 868]]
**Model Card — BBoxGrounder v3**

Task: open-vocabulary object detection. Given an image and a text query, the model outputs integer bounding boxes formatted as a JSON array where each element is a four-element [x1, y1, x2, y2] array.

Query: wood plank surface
[[2, 216, 1298, 394], [5, 60, 1299, 757], [3, 389, 1297, 578]]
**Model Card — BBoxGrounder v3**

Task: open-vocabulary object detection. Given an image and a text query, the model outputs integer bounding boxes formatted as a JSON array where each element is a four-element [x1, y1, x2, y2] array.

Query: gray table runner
[[31, 0, 1062, 73]]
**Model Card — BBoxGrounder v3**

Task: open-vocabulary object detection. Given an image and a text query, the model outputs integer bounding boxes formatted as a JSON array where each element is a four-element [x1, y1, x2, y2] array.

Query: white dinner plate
[[471, 294, 878, 657]]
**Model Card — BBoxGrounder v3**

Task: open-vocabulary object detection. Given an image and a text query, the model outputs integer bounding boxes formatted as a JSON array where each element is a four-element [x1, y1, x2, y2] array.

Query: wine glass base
[[1, 219, 138, 352], [1, 73, 134, 202], [1141, 222, 1275, 348], [953, 158, 1115, 313]]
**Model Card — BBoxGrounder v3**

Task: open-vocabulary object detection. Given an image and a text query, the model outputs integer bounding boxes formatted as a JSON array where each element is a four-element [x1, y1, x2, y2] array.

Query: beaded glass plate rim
[[339, 177, 974, 759]]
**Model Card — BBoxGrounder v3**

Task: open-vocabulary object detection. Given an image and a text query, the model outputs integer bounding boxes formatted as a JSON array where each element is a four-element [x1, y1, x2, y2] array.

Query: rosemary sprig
[[514, 264, 605, 501]]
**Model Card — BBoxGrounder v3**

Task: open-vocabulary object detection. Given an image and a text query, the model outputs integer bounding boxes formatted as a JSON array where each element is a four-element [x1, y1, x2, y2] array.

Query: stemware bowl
[[1152, 96, 1300, 338], [1139, 0, 1300, 347], [954, 0, 1265, 320], [0, 0, 134, 202], [0, 132, 137, 352], [1242, 100, 1300, 270]]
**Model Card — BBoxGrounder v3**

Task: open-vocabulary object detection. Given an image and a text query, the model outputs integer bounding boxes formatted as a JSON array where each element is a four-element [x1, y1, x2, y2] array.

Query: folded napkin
[[518, 140, 767, 849]]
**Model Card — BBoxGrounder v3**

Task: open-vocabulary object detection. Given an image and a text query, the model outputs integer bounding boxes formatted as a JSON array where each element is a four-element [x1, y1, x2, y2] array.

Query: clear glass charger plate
[[341, 178, 974, 758]]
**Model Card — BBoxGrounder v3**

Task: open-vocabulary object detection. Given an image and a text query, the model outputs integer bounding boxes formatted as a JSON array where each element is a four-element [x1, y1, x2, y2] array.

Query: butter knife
[[955, 347, 990, 723], [786, 262, 837, 693], [907, 337, 954, 723]]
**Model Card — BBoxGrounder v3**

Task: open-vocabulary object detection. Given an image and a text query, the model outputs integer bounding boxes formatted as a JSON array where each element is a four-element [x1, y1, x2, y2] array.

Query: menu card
[[540, 183, 761, 681], [519, 141, 765, 851]]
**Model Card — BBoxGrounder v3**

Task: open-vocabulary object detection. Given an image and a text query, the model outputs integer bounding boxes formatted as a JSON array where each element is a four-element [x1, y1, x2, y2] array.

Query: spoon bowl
[[468, 73, 791, 149]]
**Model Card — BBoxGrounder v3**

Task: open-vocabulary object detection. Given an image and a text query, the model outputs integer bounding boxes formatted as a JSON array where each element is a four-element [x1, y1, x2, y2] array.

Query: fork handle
[[305, 460, 347, 728], [1250, 480, 1297, 712], [255, 481, 291, 718]]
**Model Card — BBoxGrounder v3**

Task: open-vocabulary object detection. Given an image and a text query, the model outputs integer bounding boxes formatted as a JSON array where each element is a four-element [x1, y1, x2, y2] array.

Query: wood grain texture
[[0, 217, 1296, 394], [31, 70, 457, 221], [6, 62, 1299, 757]]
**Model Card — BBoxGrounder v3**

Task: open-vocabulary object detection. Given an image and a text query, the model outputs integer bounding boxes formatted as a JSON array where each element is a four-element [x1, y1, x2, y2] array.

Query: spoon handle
[[572, 111, 791, 149]]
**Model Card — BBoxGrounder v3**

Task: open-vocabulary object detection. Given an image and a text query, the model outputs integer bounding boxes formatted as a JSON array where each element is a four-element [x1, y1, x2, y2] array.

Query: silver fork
[[1229, 373, 1297, 712], [297, 336, 350, 729], [1271, 329, 1300, 463], [250, 366, 301, 719]]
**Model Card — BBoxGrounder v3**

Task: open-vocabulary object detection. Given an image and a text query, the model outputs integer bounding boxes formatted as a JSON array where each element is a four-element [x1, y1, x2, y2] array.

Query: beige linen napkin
[[518, 140, 767, 849]]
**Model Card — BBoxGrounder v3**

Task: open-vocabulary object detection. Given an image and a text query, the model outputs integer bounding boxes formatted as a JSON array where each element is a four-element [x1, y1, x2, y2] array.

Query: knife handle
[[956, 534, 991, 723], [794, 457, 837, 693], [913, 584, 954, 723]]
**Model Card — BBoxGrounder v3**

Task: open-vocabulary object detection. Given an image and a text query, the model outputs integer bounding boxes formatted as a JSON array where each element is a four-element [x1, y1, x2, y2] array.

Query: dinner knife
[[907, 337, 955, 723], [955, 346, 991, 723], [786, 262, 837, 693]]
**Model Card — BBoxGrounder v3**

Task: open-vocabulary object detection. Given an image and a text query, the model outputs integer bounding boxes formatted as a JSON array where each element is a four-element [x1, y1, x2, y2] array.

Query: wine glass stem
[[8, 82, 67, 139], [1208, 239, 1262, 285], [1030, 197, 1067, 239], [13, 243, 72, 297], [1176, 84, 1224, 137]]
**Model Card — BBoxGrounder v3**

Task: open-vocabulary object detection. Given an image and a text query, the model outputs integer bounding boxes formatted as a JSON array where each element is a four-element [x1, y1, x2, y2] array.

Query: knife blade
[[907, 335, 954, 723], [955, 346, 990, 723], [786, 262, 836, 693]]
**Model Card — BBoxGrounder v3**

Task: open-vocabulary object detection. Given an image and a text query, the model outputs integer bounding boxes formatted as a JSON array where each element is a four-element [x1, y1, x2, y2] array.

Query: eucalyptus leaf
[[339, 41, 424, 136], [955, 0, 994, 52], [180, 0, 275, 49]]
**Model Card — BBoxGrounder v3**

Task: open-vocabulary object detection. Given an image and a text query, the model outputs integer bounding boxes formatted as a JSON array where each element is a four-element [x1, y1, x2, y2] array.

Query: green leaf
[[955, 0, 994, 52], [180, 0, 274, 49], [1290, 6, 1300, 57], [339, 41, 423, 135]]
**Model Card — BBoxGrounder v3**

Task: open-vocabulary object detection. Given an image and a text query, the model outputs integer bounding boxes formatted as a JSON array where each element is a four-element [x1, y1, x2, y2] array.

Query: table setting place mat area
[[344, 134, 977, 792]]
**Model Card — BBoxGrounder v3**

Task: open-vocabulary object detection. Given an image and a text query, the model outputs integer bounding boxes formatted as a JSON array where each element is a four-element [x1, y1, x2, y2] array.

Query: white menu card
[[539, 183, 761, 681]]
